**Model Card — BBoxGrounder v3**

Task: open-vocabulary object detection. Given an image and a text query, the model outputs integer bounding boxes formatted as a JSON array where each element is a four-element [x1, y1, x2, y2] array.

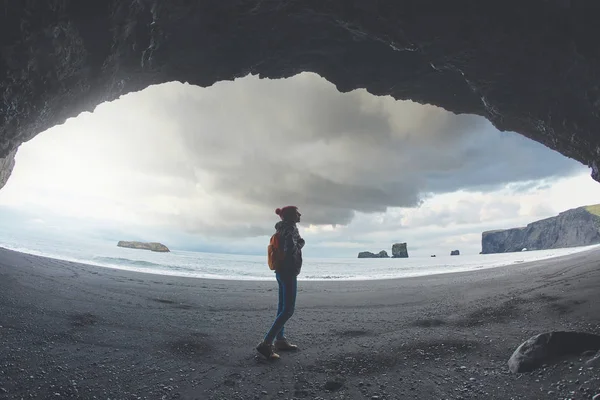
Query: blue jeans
[[264, 272, 297, 344]]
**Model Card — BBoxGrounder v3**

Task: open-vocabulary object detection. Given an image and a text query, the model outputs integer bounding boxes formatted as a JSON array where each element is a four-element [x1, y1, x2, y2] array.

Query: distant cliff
[[481, 205, 600, 254], [117, 241, 170, 253]]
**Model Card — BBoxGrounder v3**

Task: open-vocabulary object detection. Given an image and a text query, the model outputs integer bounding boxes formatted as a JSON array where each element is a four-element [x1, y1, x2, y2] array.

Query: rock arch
[[2, 1, 600, 189]]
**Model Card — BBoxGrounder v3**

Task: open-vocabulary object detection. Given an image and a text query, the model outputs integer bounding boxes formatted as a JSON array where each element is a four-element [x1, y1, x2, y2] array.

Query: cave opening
[[0, 72, 597, 266]]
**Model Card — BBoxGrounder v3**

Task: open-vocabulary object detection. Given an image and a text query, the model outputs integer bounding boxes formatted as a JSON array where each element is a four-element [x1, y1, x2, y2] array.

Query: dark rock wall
[[3, 1, 600, 189]]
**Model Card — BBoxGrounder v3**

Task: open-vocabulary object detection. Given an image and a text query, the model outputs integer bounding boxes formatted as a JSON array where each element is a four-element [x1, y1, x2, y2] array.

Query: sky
[[0, 72, 599, 257]]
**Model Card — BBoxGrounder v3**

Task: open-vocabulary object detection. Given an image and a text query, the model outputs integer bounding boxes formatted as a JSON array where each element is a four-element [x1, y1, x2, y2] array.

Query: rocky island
[[481, 205, 600, 254], [357, 250, 389, 259], [358, 243, 409, 258], [117, 241, 170, 253]]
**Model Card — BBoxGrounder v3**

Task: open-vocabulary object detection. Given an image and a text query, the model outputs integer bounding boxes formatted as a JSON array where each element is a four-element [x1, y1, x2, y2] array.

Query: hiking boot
[[256, 341, 280, 360], [274, 338, 298, 351]]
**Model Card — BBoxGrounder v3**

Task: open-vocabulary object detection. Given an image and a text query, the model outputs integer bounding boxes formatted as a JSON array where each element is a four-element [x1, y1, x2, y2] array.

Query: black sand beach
[[1, 246, 600, 400]]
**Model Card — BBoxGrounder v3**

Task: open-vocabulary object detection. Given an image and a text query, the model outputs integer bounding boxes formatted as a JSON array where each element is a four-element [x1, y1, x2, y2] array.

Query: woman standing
[[256, 206, 305, 360]]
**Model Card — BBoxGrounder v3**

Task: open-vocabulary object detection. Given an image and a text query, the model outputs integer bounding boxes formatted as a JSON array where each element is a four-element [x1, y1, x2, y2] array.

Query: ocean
[[0, 230, 597, 281]]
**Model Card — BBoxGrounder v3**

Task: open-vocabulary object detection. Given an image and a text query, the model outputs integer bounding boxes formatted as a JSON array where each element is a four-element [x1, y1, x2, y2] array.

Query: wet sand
[[1, 246, 599, 399]]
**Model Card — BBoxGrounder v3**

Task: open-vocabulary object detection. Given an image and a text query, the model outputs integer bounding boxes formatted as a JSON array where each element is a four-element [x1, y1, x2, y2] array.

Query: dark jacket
[[275, 220, 305, 276]]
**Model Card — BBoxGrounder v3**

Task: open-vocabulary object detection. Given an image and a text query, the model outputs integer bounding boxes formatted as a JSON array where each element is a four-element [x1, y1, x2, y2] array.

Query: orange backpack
[[267, 233, 284, 271]]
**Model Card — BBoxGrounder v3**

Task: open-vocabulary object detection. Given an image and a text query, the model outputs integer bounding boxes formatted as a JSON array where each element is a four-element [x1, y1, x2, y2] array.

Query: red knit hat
[[275, 206, 298, 219]]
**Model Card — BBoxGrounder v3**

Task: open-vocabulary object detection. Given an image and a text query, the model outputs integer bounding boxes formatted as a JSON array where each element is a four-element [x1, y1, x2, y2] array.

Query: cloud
[[159, 74, 582, 224], [0, 72, 588, 241], [298, 173, 600, 257], [2, 172, 600, 257]]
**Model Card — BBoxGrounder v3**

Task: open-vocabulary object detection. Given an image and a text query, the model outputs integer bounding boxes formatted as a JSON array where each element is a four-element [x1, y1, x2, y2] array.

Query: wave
[[93, 256, 164, 268], [303, 275, 347, 280]]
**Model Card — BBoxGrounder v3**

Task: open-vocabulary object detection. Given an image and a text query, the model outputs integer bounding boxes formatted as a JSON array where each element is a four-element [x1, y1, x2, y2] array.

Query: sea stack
[[451, 250, 460, 256], [392, 243, 409, 258]]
